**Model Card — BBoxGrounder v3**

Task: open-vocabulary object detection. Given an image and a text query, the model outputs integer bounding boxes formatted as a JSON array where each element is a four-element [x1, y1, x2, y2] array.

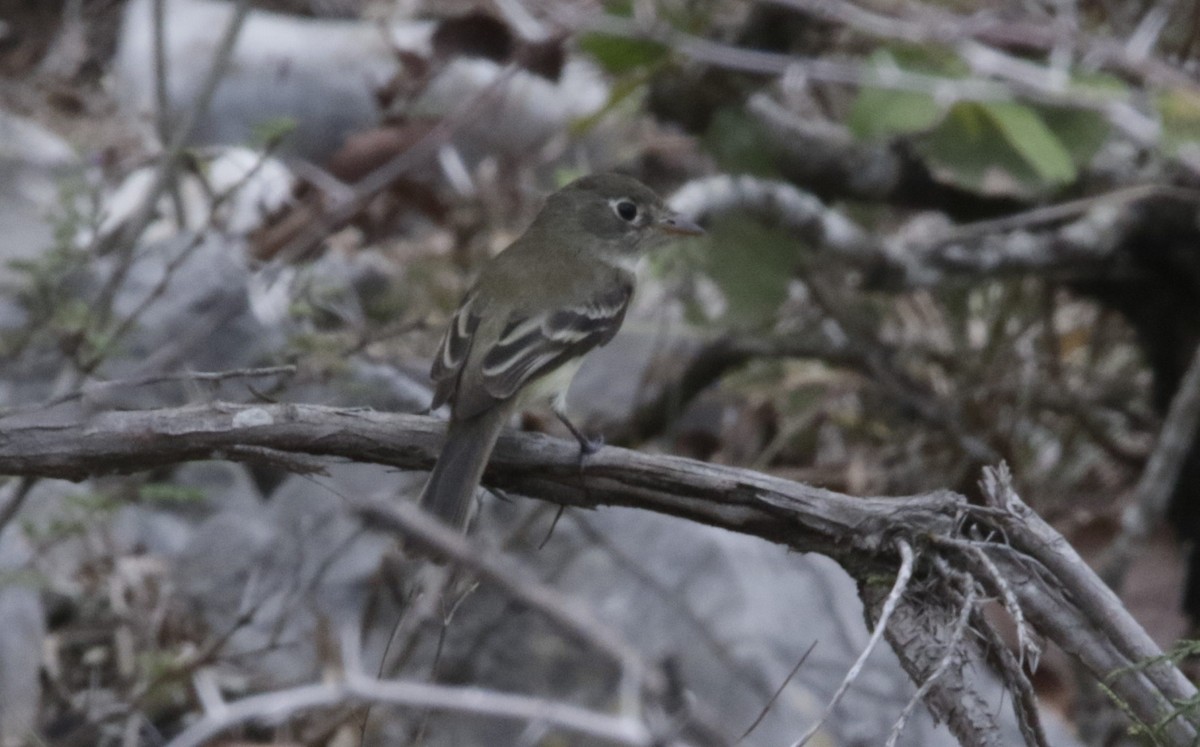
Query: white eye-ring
[[612, 198, 639, 222]]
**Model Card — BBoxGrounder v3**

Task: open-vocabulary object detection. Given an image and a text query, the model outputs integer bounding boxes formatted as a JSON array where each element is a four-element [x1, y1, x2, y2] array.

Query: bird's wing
[[478, 279, 633, 402], [430, 292, 481, 411], [432, 278, 634, 418]]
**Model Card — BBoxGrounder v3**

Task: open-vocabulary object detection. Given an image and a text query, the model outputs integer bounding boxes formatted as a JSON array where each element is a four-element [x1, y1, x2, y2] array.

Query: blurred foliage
[[703, 106, 779, 176], [578, 34, 669, 75], [694, 215, 795, 325], [847, 49, 954, 139], [137, 483, 207, 506], [917, 101, 1077, 195], [846, 50, 1112, 196], [250, 115, 299, 149], [1158, 88, 1200, 154]]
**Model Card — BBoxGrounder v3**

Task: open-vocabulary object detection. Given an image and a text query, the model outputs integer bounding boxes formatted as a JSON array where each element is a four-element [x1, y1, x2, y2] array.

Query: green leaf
[[979, 101, 1076, 184], [601, 0, 634, 16], [849, 86, 942, 139], [139, 483, 207, 505], [1036, 106, 1110, 166], [251, 116, 297, 148], [703, 106, 778, 176], [916, 102, 1075, 196], [1158, 87, 1200, 153], [698, 215, 795, 325], [578, 33, 669, 74], [847, 49, 957, 140]]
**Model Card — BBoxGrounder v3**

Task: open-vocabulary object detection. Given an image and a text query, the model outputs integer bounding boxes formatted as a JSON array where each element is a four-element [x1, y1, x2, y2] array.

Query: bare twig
[[151, 0, 186, 226], [74, 0, 252, 402], [0, 476, 37, 536], [964, 542, 1041, 671], [1101, 341, 1200, 587], [0, 365, 296, 418], [352, 499, 650, 686], [791, 538, 915, 747], [971, 605, 1050, 747], [94, 0, 251, 263], [268, 64, 523, 264], [738, 639, 817, 743], [978, 465, 1200, 738], [606, 326, 856, 445], [222, 445, 328, 475], [884, 577, 977, 747], [762, 0, 1200, 97], [167, 672, 654, 747]]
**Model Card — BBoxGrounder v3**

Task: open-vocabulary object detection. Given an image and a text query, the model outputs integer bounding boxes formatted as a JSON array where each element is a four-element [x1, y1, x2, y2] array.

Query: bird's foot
[[577, 432, 604, 458], [554, 411, 602, 468]]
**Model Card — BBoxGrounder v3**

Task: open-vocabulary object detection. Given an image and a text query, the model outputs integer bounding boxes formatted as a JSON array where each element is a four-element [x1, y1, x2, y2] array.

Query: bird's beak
[[656, 212, 705, 237]]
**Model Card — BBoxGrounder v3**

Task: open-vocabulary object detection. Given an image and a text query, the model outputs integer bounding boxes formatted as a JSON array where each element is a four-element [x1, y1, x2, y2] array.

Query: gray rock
[[116, 0, 397, 162], [0, 110, 76, 281], [173, 463, 396, 686], [0, 109, 78, 342], [114, 0, 607, 167], [0, 528, 45, 747]]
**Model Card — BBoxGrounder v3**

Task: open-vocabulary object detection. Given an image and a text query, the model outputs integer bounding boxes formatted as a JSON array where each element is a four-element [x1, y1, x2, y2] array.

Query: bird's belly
[[515, 358, 584, 413]]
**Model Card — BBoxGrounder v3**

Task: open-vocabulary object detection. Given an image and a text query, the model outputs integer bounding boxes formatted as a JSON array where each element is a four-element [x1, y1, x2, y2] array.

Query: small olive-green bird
[[419, 173, 704, 530]]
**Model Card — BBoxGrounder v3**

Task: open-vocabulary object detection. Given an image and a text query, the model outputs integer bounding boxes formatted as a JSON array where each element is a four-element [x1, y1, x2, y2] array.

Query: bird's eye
[[614, 200, 638, 222]]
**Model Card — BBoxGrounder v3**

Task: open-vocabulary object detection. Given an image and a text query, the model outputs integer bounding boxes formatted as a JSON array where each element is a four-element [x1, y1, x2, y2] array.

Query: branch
[[862, 558, 1000, 747], [764, 0, 1200, 99], [1102, 340, 1200, 586], [0, 402, 944, 557], [353, 499, 652, 715], [0, 365, 296, 417], [670, 174, 1190, 288], [95, 0, 252, 259], [605, 328, 858, 445], [167, 673, 653, 747], [884, 576, 978, 747], [589, 13, 1158, 145], [0, 402, 1193, 743], [744, 92, 1021, 216], [792, 538, 915, 747]]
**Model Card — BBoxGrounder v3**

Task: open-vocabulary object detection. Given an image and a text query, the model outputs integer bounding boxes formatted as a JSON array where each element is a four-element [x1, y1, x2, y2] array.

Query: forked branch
[[0, 403, 1193, 744]]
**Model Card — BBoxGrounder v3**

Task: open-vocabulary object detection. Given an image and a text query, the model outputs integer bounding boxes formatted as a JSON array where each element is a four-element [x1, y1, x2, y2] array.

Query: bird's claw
[[578, 434, 604, 458]]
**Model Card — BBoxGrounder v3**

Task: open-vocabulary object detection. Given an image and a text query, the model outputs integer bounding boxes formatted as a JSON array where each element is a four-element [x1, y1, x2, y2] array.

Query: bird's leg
[[538, 504, 567, 549], [553, 407, 603, 463]]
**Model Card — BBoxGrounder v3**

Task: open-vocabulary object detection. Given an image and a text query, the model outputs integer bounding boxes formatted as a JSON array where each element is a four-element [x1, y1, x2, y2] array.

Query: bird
[[418, 172, 704, 530]]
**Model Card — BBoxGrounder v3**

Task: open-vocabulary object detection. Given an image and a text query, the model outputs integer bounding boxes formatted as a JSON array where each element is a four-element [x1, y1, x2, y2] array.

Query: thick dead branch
[[0, 402, 1194, 743], [669, 174, 1171, 289], [976, 466, 1197, 740], [884, 575, 980, 747], [862, 563, 1002, 747]]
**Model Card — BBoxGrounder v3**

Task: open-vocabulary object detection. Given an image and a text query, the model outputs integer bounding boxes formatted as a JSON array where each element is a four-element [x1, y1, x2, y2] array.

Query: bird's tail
[[418, 408, 508, 531]]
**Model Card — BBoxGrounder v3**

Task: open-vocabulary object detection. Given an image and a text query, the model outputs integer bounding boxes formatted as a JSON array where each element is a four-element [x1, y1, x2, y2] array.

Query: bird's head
[[535, 173, 704, 265]]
